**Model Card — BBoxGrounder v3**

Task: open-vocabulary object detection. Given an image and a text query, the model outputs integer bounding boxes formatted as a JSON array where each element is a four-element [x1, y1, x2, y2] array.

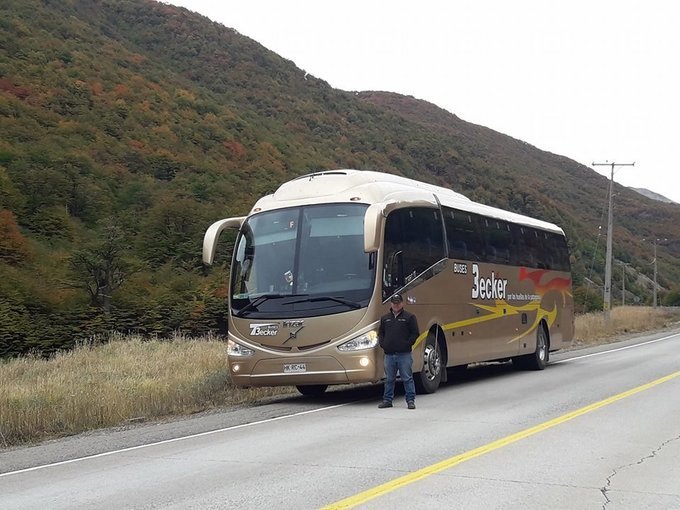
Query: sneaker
[[407, 401, 416, 410], [377, 401, 393, 408]]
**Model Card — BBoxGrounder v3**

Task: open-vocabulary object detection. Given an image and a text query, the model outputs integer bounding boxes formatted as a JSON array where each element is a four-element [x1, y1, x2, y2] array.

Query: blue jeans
[[382, 352, 416, 403]]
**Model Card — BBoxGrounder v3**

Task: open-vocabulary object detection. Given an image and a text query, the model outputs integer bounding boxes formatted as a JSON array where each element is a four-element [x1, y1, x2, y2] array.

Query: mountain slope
[[1, 0, 678, 355], [630, 187, 675, 204]]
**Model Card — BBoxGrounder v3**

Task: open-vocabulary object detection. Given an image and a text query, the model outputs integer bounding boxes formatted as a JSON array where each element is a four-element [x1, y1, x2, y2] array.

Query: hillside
[[1, 0, 679, 355], [630, 187, 675, 204]]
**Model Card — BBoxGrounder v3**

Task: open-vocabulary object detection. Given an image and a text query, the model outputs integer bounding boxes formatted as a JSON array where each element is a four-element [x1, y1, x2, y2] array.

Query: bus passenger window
[[444, 208, 483, 261], [383, 207, 445, 295]]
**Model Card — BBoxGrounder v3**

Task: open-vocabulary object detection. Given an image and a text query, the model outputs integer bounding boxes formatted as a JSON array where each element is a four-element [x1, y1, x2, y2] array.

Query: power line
[[581, 200, 607, 314]]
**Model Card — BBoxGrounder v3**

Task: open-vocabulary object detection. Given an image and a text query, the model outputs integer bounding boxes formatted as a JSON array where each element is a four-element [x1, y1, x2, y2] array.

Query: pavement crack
[[601, 469, 615, 509], [601, 434, 680, 510]]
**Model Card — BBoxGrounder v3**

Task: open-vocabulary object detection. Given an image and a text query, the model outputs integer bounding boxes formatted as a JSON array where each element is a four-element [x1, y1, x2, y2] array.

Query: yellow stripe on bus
[[322, 371, 680, 510], [413, 299, 554, 348]]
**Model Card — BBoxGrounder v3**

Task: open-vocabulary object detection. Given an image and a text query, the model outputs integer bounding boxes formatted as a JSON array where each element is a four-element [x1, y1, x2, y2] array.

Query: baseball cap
[[390, 293, 403, 303]]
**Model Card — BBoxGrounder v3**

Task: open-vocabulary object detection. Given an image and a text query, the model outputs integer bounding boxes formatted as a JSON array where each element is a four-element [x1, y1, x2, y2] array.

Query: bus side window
[[527, 229, 547, 269], [486, 220, 512, 264], [383, 207, 444, 296], [451, 240, 467, 259], [444, 207, 482, 261], [513, 225, 532, 266], [552, 233, 571, 271]]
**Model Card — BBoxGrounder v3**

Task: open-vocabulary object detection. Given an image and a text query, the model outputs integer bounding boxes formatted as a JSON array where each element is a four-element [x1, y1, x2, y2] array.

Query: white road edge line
[[3, 331, 678, 478], [552, 332, 680, 364], [0, 402, 352, 478]]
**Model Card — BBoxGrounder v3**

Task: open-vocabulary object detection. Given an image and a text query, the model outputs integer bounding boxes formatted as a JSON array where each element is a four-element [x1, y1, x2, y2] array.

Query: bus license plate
[[284, 363, 307, 373]]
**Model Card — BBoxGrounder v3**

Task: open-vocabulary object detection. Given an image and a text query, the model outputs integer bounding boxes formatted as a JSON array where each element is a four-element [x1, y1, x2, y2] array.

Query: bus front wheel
[[415, 335, 442, 394], [296, 384, 328, 396]]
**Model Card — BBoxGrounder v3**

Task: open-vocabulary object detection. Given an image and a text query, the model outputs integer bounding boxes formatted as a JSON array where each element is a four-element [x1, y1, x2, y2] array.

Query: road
[[1, 329, 679, 509]]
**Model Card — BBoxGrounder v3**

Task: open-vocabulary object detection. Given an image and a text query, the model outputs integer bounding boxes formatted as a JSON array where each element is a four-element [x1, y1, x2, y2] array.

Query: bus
[[203, 170, 573, 396]]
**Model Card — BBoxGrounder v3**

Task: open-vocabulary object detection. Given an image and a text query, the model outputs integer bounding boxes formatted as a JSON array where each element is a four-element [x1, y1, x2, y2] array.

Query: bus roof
[[250, 169, 564, 235]]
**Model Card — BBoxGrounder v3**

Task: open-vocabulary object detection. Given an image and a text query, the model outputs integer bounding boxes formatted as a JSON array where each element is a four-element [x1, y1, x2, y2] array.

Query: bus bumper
[[228, 352, 382, 387]]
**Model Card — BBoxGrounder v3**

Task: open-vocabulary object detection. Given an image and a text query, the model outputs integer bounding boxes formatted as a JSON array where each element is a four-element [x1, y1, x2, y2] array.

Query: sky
[[166, 0, 680, 203]]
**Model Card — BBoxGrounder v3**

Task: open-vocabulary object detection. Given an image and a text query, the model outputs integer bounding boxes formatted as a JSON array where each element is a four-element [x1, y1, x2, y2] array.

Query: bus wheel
[[415, 335, 442, 394], [296, 384, 328, 396], [514, 324, 549, 370]]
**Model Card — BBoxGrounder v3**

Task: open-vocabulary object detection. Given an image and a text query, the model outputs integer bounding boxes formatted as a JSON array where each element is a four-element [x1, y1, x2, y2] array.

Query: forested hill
[[1, 0, 679, 355]]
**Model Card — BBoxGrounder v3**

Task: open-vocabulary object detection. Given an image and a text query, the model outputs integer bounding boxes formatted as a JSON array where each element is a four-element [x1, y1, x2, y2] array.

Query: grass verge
[[2, 307, 679, 447], [0, 332, 291, 447], [572, 306, 680, 347]]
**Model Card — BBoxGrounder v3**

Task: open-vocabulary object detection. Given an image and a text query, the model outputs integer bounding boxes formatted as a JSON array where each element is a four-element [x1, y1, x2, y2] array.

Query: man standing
[[378, 293, 419, 409]]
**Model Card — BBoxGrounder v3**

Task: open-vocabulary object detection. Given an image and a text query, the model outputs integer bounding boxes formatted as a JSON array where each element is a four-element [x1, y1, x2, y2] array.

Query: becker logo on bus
[[471, 263, 508, 300], [249, 323, 279, 336]]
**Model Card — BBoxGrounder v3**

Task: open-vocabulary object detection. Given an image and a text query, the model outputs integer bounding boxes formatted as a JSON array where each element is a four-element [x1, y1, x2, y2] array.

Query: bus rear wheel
[[296, 384, 328, 396], [514, 323, 549, 370], [415, 335, 442, 394]]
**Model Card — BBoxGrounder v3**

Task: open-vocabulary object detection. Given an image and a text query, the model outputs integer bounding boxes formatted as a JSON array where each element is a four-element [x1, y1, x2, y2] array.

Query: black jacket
[[378, 308, 420, 354]]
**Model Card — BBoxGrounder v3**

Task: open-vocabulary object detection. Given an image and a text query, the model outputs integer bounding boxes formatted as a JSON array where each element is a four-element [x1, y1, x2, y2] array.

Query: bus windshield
[[230, 203, 375, 318]]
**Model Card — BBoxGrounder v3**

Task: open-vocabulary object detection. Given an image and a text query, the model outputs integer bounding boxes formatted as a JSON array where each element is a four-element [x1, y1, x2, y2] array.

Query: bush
[[574, 285, 604, 314], [662, 287, 680, 306]]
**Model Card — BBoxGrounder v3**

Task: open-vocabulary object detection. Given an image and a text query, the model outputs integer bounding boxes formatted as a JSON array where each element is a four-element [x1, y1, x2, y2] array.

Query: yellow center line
[[322, 371, 680, 510]]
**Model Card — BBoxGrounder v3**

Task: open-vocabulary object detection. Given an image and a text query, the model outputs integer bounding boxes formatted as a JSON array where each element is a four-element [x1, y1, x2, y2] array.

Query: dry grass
[[3, 307, 680, 447], [0, 332, 291, 447], [573, 306, 680, 346]]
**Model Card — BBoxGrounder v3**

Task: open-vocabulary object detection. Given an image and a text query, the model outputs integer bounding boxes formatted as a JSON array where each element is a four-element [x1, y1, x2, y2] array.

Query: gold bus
[[203, 170, 573, 396]]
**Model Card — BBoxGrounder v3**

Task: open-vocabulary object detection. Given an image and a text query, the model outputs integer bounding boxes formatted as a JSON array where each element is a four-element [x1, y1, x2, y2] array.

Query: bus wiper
[[235, 294, 290, 317], [287, 295, 362, 309], [234, 293, 308, 317], [235, 294, 280, 317]]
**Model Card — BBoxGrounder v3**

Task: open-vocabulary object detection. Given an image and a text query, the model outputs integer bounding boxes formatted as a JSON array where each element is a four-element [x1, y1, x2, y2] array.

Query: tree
[[573, 285, 604, 314], [662, 287, 680, 306], [0, 165, 25, 212], [68, 224, 139, 313], [0, 209, 31, 264], [138, 195, 206, 269]]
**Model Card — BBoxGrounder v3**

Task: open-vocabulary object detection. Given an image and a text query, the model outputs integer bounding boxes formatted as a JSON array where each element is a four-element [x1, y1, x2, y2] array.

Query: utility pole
[[592, 161, 635, 322], [643, 237, 666, 308], [653, 240, 657, 308], [620, 262, 627, 306]]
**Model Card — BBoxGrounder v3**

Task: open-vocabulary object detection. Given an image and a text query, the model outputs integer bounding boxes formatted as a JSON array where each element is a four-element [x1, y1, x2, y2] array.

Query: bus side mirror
[[363, 203, 383, 253], [203, 216, 246, 265]]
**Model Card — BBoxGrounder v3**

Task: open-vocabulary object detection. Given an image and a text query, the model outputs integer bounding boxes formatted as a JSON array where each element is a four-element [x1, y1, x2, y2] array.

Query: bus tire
[[514, 323, 549, 370], [414, 334, 442, 394], [296, 384, 328, 396]]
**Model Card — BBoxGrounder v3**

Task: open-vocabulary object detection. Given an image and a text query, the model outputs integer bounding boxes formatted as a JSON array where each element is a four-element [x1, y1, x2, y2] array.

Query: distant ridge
[[630, 187, 676, 204]]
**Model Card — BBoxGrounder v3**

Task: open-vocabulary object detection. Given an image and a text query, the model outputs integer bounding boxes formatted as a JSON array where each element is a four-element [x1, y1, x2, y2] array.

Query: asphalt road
[[1, 329, 679, 509]]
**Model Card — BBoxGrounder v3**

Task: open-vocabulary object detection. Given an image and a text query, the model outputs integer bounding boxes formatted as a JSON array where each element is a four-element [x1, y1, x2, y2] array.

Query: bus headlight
[[227, 339, 255, 357], [337, 330, 378, 352]]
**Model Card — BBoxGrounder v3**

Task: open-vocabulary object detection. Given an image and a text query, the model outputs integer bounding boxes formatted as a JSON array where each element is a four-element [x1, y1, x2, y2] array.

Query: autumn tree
[[0, 209, 31, 264], [68, 224, 140, 313]]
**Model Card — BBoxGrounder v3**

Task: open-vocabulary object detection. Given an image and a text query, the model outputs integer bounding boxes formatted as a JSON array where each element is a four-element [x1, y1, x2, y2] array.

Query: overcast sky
[[167, 0, 680, 204]]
